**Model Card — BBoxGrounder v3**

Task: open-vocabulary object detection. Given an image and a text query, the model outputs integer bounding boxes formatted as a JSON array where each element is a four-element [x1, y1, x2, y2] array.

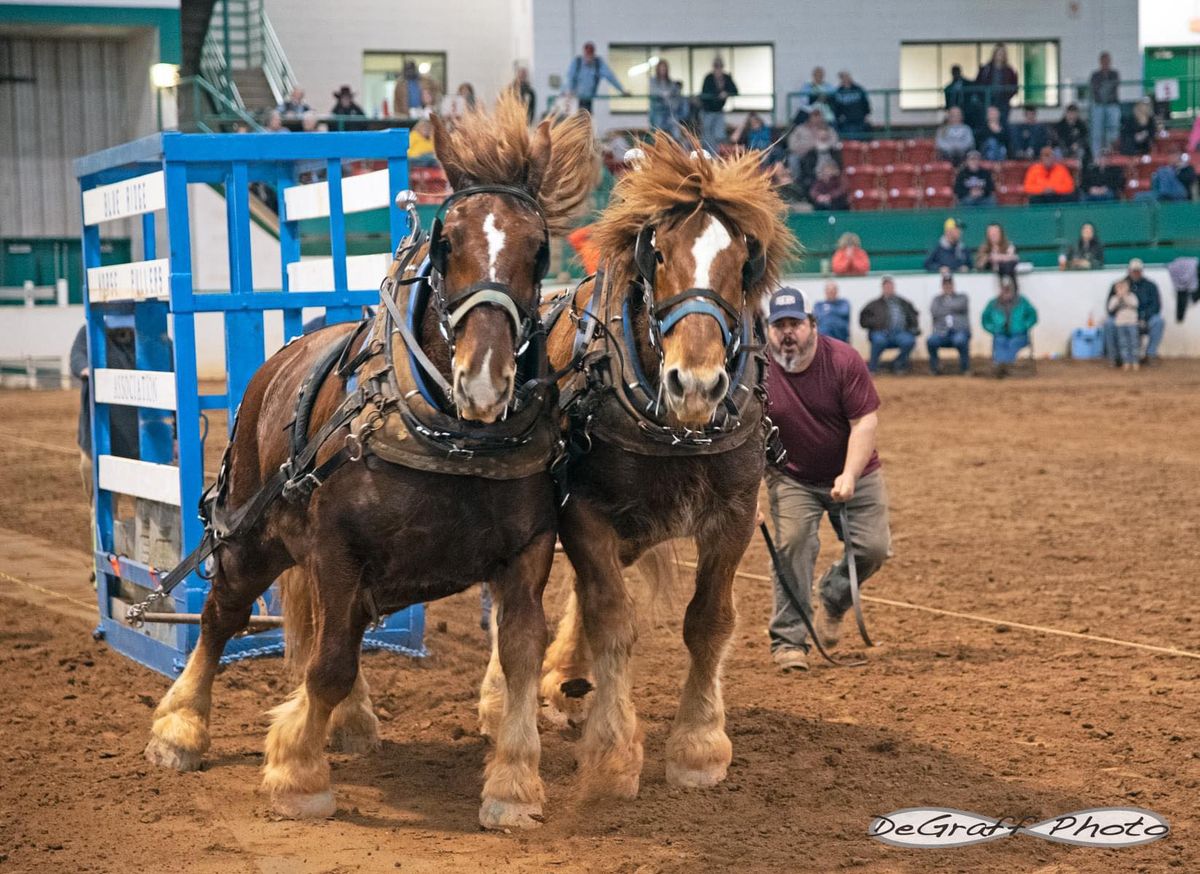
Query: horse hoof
[[666, 760, 727, 788], [328, 727, 380, 756], [479, 799, 544, 831], [144, 735, 203, 772], [272, 789, 337, 819]]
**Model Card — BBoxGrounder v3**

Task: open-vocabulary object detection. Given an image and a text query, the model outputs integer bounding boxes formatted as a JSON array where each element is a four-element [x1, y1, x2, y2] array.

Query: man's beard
[[770, 331, 816, 372]]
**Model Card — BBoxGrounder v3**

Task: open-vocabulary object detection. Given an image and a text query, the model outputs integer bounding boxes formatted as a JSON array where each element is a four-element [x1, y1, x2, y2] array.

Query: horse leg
[[478, 605, 505, 739], [479, 531, 555, 830], [664, 516, 752, 788], [561, 503, 642, 800], [539, 582, 593, 727], [145, 544, 282, 772]]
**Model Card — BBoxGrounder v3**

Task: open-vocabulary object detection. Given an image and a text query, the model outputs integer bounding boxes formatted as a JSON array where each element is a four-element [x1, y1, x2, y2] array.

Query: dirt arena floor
[[1, 360, 1198, 873]]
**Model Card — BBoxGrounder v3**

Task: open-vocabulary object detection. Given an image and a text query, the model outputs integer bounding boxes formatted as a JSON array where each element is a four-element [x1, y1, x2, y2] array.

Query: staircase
[[180, 0, 218, 78], [199, 0, 297, 116], [231, 69, 276, 114]]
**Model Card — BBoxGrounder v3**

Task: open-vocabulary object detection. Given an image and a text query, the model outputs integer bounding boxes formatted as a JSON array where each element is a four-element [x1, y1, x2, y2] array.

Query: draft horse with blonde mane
[[520, 137, 796, 796], [141, 93, 599, 829]]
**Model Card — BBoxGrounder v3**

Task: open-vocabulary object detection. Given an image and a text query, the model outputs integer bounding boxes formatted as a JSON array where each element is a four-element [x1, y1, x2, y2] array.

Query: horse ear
[[635, 225, 658, 283], [431, 114, 468, 191], [526, 118, 553, 197]]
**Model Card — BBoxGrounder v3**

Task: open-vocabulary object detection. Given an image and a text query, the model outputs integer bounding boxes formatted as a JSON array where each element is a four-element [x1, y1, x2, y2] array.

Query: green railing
[[542, 92, 777, 119], [178, 76, 264, 132]]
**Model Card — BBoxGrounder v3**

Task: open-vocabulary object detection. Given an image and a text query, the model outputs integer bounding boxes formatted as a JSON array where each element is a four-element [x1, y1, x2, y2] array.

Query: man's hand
[[831, 473, 857, 502], [79, 367, 89, 379]]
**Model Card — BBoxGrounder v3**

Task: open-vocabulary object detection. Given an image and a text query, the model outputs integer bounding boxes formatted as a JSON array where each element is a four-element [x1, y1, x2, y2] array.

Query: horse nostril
[[704, 371, 730, 403], [665, 367, 686, 399]]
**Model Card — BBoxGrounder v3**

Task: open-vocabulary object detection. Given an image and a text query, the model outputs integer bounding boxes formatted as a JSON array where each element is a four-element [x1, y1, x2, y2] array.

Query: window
[[899, 40, 1060, 110], [606, 44, 774, 114], [362, 51, 447, 117]]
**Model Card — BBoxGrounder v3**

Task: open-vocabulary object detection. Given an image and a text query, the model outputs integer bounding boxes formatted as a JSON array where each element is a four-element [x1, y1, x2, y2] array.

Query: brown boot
[[772, 648, 809, 673], [815, 607, 844, 650]]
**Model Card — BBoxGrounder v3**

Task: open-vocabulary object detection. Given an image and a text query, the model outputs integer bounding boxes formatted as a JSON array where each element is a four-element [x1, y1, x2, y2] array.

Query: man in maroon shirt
[[762, 287, 893, 672]]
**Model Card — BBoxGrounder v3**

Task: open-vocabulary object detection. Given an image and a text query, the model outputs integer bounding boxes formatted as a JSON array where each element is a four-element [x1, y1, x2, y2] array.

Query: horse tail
[[279, 566, 317, 685], [632, 540, 686, 627]]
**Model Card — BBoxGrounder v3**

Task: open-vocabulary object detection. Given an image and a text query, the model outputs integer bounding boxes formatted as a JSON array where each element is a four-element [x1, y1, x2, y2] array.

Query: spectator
[[441, 82, 477, 121], [981, 275, 1038, 376], [923, 217, 971, 273], [1063, 222, 1104, 269], [393, 61, 438, 118], [797, 66, 836, 124], [648, 60, 684, 141], [769, 162, 808, 211], [1052, 103, 1089, 161], [277, 87, 310, 117], [1104, 258, 1163, 365], [974, 222, 1019, 274], [1120, 98, 1157, 156], [808, 161, 849, 211], [944, 64, 984, 132], [564, 41, 628, 114], [1009, 106, 1049, 159], [1188, 115, 1200, 156], [330, 85, 365, 116], [408, 119, 439, 167], [813, 280, 851, 341], [70, 314, 140, 497], [860, 276, 919, 374], [975, 43, 1019, 114], [1089, 51, 1121, 158], [514, 66, 536, 124], [699, 57, 738, 152], [1107, 279, 1141, 371], [294, 113, 327, 183], [831, 231, 870, 276], [1079, 153, 1125, 202], [935, 106, 975, 165], [954, 150, 996, 206], [786, 112, 840, 195], [832, 70, 871, 138], [1024, 146, 1076, 204], [976, 106, 1009, 161], [265, 110, 289, 132], [926, 271, 972, 375], [1135, 154, 1196, 203], [731, 111, 773, 151]]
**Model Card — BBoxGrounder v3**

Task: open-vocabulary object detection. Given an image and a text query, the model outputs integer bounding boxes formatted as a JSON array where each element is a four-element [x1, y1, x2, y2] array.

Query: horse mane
[[591, 133, 798, 299], [433, 90, 601, 235]]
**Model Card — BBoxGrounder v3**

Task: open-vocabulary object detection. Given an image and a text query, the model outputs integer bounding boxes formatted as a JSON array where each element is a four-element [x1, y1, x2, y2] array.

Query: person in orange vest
[[1023, 146, 1076, 204], [567, 224, 601, 275]]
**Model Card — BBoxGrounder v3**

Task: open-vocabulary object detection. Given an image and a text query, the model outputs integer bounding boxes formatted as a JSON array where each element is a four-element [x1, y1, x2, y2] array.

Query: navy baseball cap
[[767, 287, 809, 323]]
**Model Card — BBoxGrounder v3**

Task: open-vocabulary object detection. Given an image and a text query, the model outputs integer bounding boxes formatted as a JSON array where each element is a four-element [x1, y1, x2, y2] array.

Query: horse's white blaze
[[691, 216, 732, 288], [483, 212, 506, 281], [459, 348, 503, 408]]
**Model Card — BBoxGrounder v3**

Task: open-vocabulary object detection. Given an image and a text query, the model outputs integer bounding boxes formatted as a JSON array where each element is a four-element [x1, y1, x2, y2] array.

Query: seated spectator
[[859, 276, 919, 374], [832, 70, 872, 139], [1103, 258, 1163, 365], [1079, 154, 1125, 202], [731, 111, 774, 152], [265, 110, 289, 132], [1107, 279, 1141, 371], [1119, 98, 1158, 156], [408, 119, 438, 167], [974, 222, 1019, 274], [1134, 154, 1196, 203], [976, 106, 1009, 161], [831, 231, 870, 276], [1051, 103, 1089, 160], [923, 218, 971, 273], [1063, 222, 1104, 269], [797, 66, 836, 123], [808, 161, 849, 210], [786, 111, 840, 174], [981, 275, 1038, 376], [813, 280, 851, 342], [441, 82, 477, 121], [926, 270, 971, 375], [1024, 146, 1076, 204], [935, 106, 975, 165], [954, 150, 996, 206], [277, 87, 310, 117], [1009, 106, 1049, 159], [331, 85, 365, 116]]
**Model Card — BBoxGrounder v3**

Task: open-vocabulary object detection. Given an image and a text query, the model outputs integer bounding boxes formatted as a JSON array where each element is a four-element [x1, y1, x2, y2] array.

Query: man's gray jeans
[[766, 468, 891, 653]]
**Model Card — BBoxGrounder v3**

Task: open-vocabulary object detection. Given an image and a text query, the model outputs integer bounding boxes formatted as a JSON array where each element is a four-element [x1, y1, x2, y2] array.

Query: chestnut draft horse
[[512, 137, 797, 798], [142, 93, 599, 829]]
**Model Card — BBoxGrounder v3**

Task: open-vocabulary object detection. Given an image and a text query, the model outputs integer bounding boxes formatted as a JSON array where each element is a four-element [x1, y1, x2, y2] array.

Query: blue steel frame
[[76, 130, 425, 677]]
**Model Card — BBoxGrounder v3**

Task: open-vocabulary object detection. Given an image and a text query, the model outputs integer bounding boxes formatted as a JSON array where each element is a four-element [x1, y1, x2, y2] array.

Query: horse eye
[[655, 252, 664, 264]]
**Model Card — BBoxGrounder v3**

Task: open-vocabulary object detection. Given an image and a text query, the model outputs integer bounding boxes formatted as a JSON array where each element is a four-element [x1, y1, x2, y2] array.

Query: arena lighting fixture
[[418, 61, 431, 74], [150, 63, 179, 89], [627, 55, 660, 78]]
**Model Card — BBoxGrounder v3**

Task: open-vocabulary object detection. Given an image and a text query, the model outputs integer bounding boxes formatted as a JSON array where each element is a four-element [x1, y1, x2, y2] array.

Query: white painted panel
[[86, 258, 170, 302], [82, 171, 166, 225], [282, 169, 391, 221], [285, 252, 392, 292], [94, 369, 177, 411], [98, 455, 180, 506]]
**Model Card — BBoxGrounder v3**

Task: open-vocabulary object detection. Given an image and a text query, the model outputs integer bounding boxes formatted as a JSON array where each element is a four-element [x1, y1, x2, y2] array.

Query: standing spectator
[[699, 57, 739, 152], [813, 280, 851, 341], [393, 61, 438, 118], [1107, 279, 1141, 371], [1079, 153, 1125, 202], [808, 161, 849, 211], [1089, 51, 1121, 157], [564, 41, 628, 114], [981, 275, 1038, 376], [944, 64, 983, 132], [923, 218, 971, 273], [859, 276, 919, 374], [831, 232, 870, 276], [975, 43, 1019, 115], [935, 106, 975, 165], [762, 288, 892, 671], [832, 70, 871, 139], [513, 67, 537, 125], [1052, 103, 1090, 160], [926, 271, 972, 375], [330, 85, 365, 116], [1120, 98, 1158, 156], [1103, 259, 1163, 365], [1064, 222, 1104, 269], [954, 150, 997, 206], [797, 66, 836, 123], [277, 87, 310, 117], [974, 222, 1019, 274], [1009, 106, 1049, 159], [648, 60, 684, 141], [976, 106, 1009, 161], [731, 111, 773, 151], [1024, 146, 1076, 204]]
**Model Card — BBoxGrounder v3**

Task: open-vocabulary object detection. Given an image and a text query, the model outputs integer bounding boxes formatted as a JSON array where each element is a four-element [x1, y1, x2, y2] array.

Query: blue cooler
[[1071, 327, 1103, 359]]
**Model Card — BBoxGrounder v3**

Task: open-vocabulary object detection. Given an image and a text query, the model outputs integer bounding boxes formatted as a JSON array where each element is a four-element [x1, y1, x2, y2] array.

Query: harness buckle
[[344, 432, 364, 462], [447, 446, 475, 460]]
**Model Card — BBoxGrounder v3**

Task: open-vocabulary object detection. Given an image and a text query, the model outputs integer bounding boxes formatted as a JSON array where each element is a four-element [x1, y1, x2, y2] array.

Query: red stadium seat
[[1125, 178, 1150, 199], [996, 185, 1027, 206], [922, 186, 955, 208], [887, 187, 922, 210], [884, 163, 921, 189], [844, 164, 884, 189], [1154, 129, 1190, 153], [868, 139, 903, 166], [850, 188, 888, 210], [921, 162, 955, 189], [998, 161, 1031, 188], [841, 140, 870, 165], [903, 139, 936, 165]]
